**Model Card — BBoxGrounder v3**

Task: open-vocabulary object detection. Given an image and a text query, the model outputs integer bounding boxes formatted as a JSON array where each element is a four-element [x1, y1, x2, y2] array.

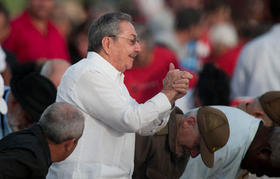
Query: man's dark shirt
[[133, 107, 190, 179], [0, 124, 51, 179]]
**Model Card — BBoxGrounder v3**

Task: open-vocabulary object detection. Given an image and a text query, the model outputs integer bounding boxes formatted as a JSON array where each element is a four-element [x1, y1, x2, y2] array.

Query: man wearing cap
[[181, 106, 280, 178], [235, 91, 280, 179], [133, 106, 229, 179], [0, 73, 56, 139], [238, 91, 280, 127]]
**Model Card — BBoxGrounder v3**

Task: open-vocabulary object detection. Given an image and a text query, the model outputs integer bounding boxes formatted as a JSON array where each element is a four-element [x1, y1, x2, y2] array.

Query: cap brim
[[0, 98, 7, 114], [200, 137, 214, 168]]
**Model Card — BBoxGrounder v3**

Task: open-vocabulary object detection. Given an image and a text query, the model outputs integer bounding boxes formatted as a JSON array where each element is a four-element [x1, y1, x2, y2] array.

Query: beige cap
[[259, 91, 280, 126], [197, 106, 230, 168]]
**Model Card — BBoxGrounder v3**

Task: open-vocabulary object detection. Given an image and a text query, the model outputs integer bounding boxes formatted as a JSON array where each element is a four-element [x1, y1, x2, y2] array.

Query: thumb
[[169, 63, 175, 71]]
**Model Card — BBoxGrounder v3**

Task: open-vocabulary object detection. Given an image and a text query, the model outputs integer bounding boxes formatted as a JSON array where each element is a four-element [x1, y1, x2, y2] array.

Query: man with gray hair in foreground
[[0, 102, 84, 179], [48, 12, 192, 179]]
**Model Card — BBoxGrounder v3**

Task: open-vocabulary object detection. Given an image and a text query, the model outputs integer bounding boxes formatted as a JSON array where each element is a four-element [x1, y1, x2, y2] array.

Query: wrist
[[161, 90, 176, 106]]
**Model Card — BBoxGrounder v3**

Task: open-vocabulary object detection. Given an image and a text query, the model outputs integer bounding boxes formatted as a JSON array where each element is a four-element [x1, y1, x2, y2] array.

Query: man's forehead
[[119, 21, 137, 36]]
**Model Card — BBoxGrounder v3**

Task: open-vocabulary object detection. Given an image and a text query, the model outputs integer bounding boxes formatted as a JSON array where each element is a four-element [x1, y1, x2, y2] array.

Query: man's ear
[[101, 37, 112, 55], [252, 110, 265, 120], [62, 138, 76, 152], [184, 117, 196, 128]]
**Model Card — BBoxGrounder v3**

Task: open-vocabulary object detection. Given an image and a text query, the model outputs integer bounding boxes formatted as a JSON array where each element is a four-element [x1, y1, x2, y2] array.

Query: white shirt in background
[[231, 24, 280, 99]]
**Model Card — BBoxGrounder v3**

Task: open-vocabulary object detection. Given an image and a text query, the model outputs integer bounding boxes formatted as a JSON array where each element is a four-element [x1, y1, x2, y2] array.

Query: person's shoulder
[[0, 147, 47, 178], [10, 11, 28, 27], [0, 127, 37, 148], [243, 30, 274, 53]]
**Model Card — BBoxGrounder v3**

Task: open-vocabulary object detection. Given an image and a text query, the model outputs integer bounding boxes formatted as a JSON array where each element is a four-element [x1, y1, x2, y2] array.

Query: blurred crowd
[[0, 0, 276, 103]]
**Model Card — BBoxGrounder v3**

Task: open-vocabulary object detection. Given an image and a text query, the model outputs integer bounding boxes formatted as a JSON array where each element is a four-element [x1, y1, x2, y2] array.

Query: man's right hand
[[161, 63, 193, 105]]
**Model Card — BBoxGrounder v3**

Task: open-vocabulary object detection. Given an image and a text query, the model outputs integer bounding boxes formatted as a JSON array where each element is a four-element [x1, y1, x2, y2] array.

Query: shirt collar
[[270, 24, 280, 34], [87, 51, 124, 82], [31, 124, 52, 166]]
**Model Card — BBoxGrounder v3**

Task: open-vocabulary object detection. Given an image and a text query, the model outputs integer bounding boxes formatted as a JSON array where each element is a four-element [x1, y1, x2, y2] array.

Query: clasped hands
[[161, 63, 193, 105]]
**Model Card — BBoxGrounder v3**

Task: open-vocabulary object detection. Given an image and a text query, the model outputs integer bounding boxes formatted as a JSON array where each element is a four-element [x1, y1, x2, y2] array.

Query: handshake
[[161, 63, 193, 105]]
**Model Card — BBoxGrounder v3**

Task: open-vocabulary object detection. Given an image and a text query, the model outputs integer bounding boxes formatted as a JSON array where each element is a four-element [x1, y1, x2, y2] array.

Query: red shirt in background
[[3, 11, 70, 63], [203, 42, 246, 78], [124, 46, 197, 103]]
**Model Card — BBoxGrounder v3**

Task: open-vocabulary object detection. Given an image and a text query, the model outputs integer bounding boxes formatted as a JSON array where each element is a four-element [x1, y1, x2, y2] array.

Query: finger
[[169, 63, 175, 71], [181, 71, 193, 79], [173, 83, 189, 90], [174, 88, 188, 95], [173, 79, 189, 85]]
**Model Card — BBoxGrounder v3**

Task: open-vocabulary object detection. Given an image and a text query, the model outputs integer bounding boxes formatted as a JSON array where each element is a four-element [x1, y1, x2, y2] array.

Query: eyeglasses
[[109, 35, 140, 45]]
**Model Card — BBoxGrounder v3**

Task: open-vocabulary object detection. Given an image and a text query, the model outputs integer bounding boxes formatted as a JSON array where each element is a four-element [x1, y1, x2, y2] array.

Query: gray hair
[[39, 102, 85, 144], [270, 127, 280, 167], [88, 12, 132, 52], [184, 108, 199, 119], [181, 108, 199, 131]]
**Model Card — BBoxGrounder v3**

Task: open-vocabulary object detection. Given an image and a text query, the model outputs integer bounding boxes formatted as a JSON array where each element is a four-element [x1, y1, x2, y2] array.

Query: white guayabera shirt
[[47, 52, 172, 179]]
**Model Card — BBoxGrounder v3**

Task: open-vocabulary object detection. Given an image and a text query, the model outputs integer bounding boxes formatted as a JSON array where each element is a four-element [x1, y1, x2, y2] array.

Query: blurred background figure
[[155, 8, 204, 72], [176, 62, 230, 113], [67, 1, 116, 64], [67, 20, 91, 64], [0, 73, 56, 139], [174, 8, 206, 72], [0, 2, 18, 86], [237, 91, 280, 127], [40, 59, 70, 88], [0, 74, 7, 116], [136, 0, 206, 73], [88, 0, 116, 20], [51, 0, 87, 39], [2, 0, 70, 64], [202, 0, 232, 30], [209, 23, 238, 59], [203, 22, 239, 77], [0, 3, 8, 85], [124, 23, 180, 103], [231, 0, 280, 99]]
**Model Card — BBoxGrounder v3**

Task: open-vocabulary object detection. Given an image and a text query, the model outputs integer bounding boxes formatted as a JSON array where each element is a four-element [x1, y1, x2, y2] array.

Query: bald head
[[246, 98, 273, 126], [245, 91, 280, 127], [39, 102, 84, 144], [40, 59, 70, 87]]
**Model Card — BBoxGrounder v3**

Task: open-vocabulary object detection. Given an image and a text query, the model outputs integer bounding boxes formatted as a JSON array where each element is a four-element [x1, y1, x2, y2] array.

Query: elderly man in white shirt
[[47, 12, 192, 179]]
